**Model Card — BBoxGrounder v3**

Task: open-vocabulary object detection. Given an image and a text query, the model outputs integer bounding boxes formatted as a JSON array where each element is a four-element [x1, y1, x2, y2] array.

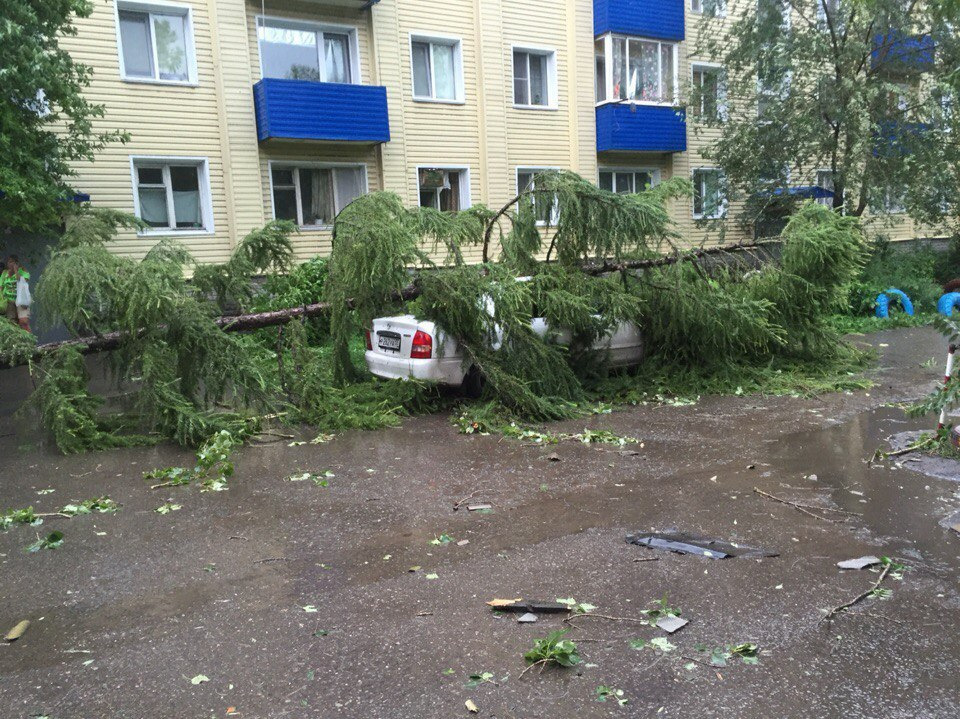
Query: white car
[[364, 313, 644, 392]]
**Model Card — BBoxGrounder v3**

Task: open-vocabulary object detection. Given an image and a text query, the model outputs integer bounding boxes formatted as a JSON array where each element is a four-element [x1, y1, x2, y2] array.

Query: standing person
[[1, 255, 31, 333]]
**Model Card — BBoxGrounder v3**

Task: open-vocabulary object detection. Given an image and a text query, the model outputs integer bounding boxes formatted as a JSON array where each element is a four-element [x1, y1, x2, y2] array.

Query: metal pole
[[937, 343, 957, 430]]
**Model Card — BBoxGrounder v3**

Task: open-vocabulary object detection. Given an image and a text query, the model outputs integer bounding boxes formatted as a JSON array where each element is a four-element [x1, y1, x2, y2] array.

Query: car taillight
[[365, 330, 372, 351], [411, 330, 433, 359]]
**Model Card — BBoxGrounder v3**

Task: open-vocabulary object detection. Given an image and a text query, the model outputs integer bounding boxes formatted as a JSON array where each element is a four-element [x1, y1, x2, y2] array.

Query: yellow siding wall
[[62, 0, 263, 263], [63, 0, 943, 269]]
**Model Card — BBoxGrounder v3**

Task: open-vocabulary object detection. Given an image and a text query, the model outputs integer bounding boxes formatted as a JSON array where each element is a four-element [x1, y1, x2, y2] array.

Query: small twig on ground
[[229, 535, 248, 541], [563, 613, 650, 625], [33, 512, 71, 518], [821, 563, 892, 623], [416, 611, 433, 617], [871, 436, 935, 461], [254, 557, 290, 564], [518, 659, 550, 680], [633, 557, 659, 563], [753, 487, 846, 523], [453, 490, 485, 511], [680, 655, 717, 668]]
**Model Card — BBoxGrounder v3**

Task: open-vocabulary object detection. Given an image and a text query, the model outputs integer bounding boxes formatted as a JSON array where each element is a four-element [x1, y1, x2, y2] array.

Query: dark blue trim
[[594, 0, 685, 41], [254, 78, 390, 144], [596, 103, 686, 153]]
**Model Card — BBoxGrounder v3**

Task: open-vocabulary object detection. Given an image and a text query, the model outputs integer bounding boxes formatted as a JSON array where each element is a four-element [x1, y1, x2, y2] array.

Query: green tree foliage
[[29, 210, 276, 450], [693, 0, 960, 231], [0, 1, 128, 231]]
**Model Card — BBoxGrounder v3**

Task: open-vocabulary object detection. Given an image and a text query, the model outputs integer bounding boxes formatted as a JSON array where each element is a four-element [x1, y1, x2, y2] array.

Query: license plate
[[377, 332, 401, 352]]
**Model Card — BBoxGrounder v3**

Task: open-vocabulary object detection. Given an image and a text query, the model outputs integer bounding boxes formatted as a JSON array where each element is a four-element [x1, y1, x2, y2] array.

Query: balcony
[[872, 33, 935, 74], [253, 79, 390, 144], [596, 103, 686, 153], [593, 0, 684, 41]]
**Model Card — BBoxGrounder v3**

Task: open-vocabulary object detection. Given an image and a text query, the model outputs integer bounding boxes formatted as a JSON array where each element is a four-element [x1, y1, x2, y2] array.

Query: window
[[411, 36, 463, 102], [595, 34, 677, 105], [271, 165, 366, 227], [131, 158, 210, 232], [815, 169, 835, 206], [417, 168, 469, 212], [595, 39, 607, 103], [116, 2, 195, 83], [872, 185, 906, 214], [599, 169, 659, 194], [257, 18, 356, 83], [513, 48, 556, 108], [816, 0, 841, 25], [691, 0, 726, 17], [692, 169, 726, 219], [517, 168, 559, 225], [691, 64, 725, 121]]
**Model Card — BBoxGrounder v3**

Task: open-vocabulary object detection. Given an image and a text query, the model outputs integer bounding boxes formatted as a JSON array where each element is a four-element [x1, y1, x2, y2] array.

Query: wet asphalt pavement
[[1, 327, 959, 718]]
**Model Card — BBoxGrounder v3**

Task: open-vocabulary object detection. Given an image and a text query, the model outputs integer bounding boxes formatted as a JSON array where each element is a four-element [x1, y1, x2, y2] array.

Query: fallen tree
[[2, 174, 866, 453], [7, 238, 780, 366]]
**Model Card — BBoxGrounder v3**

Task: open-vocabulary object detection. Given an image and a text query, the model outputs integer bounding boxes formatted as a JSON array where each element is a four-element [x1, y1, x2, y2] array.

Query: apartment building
[[59, 0, 933, 265]]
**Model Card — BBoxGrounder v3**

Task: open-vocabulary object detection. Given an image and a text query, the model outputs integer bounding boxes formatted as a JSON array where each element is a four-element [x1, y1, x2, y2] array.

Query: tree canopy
[[693, 0, 960, 233], [0, 0, 126, 232]]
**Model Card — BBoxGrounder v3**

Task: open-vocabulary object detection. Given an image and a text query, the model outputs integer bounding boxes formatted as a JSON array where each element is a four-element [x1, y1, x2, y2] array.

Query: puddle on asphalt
[[765, 405, 960, 568]]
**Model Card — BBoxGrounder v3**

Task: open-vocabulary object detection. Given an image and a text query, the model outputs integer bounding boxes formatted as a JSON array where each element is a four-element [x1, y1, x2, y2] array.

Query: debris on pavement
[[625, 531, 778, 559], [466, 503, 492, 512], [4, 619, 29, 642], [837, 556, 882, 570], [518, 612, 538, 623], [656, 615, 689, 634], [938, 510, 960, 535], [753, 487, 860, 523], [486, 598, 570, 613], [465, 699, 479, 713], [542, 452, 562, 462]]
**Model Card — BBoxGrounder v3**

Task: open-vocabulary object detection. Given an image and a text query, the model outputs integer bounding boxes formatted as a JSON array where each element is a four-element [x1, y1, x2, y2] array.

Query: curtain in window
[[529, 54, 546, 105], [660, 44, 674, 101], [440, 172, 460, 212], [119, 11, 153, 77], [513, 50, 529, 105], [153, 14, 188, 81], [412, 42, 431, 96], [613, 37, 626, 99], [334, 167, 364, 211], [324, 33, 350, 83], [138, 188, 168, 227], [170, 166, 201, 228], [300, 169, 335, 225], [433, 44, 456, 99]]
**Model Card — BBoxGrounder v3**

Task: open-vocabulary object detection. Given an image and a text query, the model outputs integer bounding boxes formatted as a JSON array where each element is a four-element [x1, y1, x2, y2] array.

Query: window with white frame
[[815, 169, 835, 206], [411, 36, 463, 102], [594, 34, 678, 105], [691, 64, 725, 121], [117, 2, 195, 83], [599, 169, 659, 194], [257, 18, 356, 84], [692, 168, 726, 219], [871, 184, 906, 214], [418, 168, 469, 212], [271, 165, 366, 227], [517, 168, 559, 225], [132, 159, 209, 231], [513, 48, 556, 107], [691, 0, 726, 17]]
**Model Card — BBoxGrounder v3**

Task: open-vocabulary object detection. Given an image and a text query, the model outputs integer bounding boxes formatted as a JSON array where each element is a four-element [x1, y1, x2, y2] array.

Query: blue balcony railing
[[594, 0, 685, 41], [253, 78, 390, 143], [596, 103, 686, 153]]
